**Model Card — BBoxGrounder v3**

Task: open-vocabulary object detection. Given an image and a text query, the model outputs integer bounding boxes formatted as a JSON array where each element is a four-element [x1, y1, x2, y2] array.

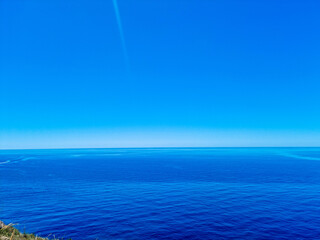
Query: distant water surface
[[1, 148, 320, 239]]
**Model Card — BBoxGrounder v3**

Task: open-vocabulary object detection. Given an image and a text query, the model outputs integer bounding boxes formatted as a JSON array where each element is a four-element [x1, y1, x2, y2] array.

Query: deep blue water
[[1, 148, 320, 239]]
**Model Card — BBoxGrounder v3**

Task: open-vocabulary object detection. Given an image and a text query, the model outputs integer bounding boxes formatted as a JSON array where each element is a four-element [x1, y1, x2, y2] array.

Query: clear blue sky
[[1, 0, 320, 149]]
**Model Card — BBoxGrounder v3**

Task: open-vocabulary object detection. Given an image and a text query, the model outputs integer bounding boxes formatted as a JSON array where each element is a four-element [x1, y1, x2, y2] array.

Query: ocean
[[1, 148, 320, 239]]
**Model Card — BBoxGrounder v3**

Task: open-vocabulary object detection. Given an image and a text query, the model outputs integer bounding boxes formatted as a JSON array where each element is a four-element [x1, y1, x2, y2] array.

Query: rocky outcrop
[[0, 221, 48, 240]]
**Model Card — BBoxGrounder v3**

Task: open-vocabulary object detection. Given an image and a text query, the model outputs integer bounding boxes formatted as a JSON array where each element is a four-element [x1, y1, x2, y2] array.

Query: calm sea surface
[[1, 148, 320, 239]]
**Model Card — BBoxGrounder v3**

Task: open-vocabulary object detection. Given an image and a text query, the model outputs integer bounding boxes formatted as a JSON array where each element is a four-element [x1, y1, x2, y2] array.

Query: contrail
[[112, 0, 130, 72]]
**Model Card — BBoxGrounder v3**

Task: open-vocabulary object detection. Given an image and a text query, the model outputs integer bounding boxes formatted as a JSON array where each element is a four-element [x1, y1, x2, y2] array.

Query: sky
[[1, 0, 320, 149]]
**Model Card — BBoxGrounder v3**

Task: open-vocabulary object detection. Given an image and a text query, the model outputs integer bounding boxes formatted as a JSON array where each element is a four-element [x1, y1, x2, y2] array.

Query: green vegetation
[[0, 221, 71, 240]]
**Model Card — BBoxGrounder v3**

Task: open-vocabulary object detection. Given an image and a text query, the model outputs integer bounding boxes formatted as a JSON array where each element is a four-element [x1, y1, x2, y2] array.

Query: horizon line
[[1, 146, 320, 151]]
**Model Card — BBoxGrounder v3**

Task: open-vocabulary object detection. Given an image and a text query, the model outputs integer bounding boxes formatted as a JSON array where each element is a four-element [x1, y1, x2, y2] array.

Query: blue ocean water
[[1, 148, 320, 239]]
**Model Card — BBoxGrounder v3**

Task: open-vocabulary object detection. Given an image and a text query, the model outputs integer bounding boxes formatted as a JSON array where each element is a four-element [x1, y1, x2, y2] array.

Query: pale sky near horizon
[[1, 0, 320, 149]]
